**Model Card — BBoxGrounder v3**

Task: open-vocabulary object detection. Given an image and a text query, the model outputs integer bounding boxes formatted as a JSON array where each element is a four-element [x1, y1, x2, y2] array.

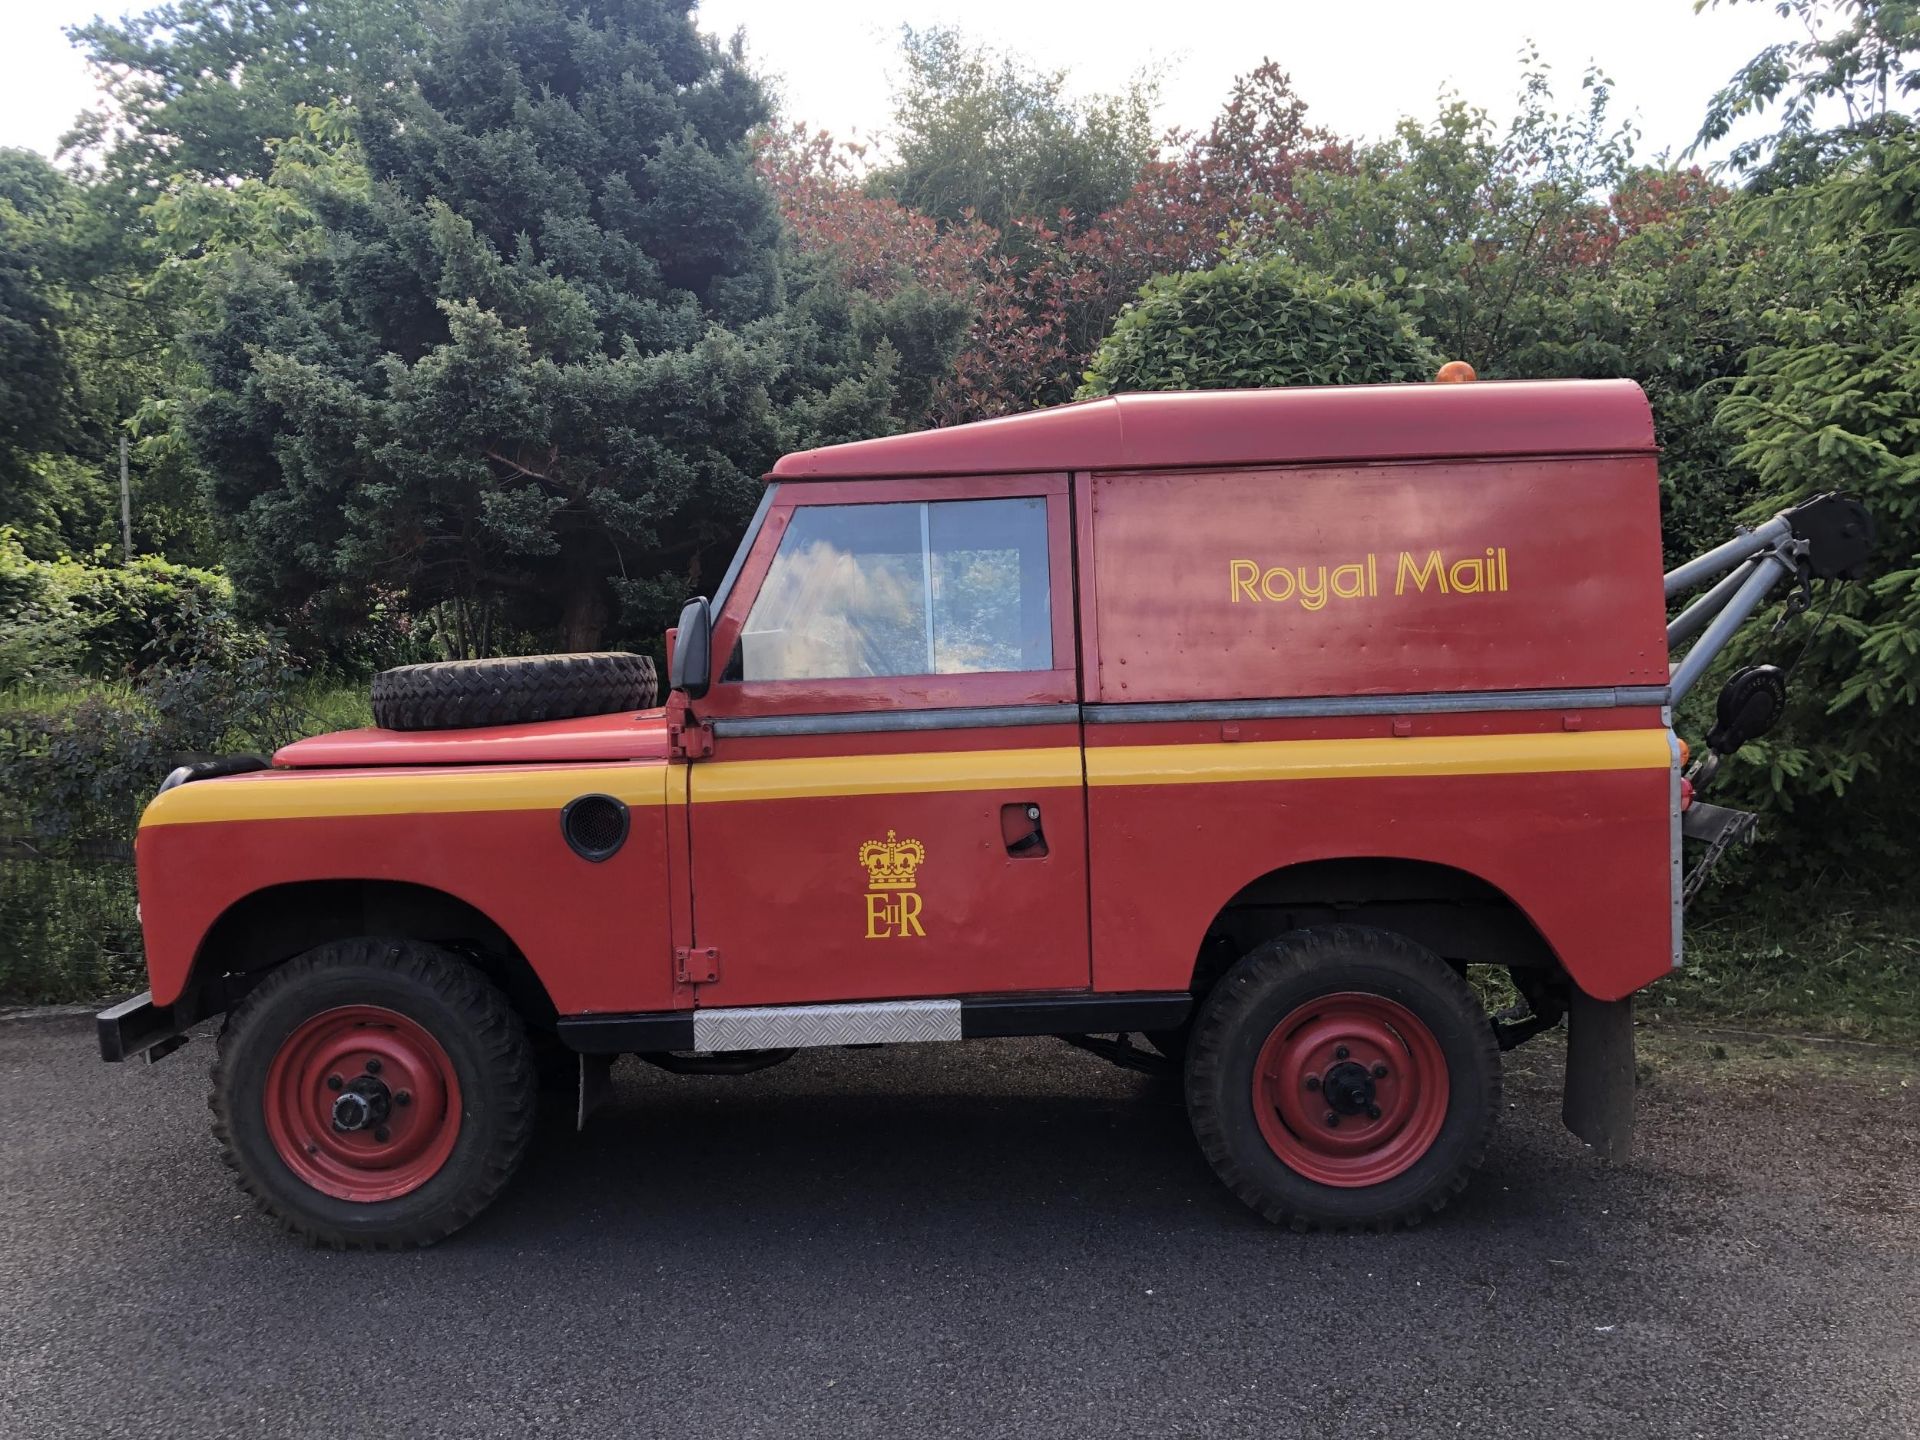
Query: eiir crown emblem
[[858, 830, 925, 891]]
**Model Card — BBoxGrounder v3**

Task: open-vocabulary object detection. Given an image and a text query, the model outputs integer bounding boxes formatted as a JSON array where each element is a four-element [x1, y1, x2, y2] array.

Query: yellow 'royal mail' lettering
[[1230, 548, 1507, 606], [1395, 549, 1449, 596]]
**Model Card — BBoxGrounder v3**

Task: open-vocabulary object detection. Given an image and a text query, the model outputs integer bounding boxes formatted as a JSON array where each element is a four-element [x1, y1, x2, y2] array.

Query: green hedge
[[0, 528, 239, 686], [1081, 259, 1441, 396]]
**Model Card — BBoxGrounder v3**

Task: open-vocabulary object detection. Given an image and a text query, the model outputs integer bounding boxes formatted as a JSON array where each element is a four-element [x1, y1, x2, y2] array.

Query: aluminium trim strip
[[1667, 719, 1684, 969], [711, 704, 1080, 739], [707, 484, 778, 620], [709, 687, 1673, 740]]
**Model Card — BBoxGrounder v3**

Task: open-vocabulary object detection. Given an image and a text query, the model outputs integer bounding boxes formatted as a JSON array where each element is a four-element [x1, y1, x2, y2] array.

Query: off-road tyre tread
[[1185, 925, 1500, 1233], [370, 652, 657, 731], [209, 938, 537, 1250]]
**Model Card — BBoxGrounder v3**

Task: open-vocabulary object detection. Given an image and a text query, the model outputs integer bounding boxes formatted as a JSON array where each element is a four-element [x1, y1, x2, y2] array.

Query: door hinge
[[675, 946, 720, 984], [669, 721, 714, 759]]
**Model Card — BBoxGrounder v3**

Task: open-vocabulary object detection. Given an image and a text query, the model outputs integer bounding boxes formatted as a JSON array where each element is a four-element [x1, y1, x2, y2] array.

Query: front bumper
[[96, 990, 193, 1063]]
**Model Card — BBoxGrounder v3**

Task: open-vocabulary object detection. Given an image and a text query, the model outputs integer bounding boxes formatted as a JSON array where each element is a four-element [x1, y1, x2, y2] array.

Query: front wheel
[[1185, 926, 1499, 1231], [210, 938, 537, 1248]]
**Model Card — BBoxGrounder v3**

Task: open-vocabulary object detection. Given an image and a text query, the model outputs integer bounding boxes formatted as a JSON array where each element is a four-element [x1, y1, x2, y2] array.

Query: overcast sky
[[1, 0, 1798, 165]]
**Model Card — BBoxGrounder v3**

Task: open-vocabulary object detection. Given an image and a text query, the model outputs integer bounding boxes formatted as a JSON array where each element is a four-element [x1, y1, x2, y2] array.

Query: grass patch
[[288, 680, 372, 736], [1649, 895, 1920, 1046], [0, 678, 137, 717]]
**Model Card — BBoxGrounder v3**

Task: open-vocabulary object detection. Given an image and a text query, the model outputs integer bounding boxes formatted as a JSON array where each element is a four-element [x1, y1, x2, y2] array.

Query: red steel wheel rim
[[1252, 992, 1449, 1189], [263, 1005, 463, 1202]]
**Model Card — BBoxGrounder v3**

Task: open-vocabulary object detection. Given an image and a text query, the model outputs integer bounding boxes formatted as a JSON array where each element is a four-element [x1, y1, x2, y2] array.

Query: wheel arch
[[182, 879, 559, 1032], [1190, 855, 1565, 997]]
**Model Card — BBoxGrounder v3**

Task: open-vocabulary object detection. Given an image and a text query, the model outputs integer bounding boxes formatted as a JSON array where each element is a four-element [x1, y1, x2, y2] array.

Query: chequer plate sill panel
[[691, 1001, 963, 1052]]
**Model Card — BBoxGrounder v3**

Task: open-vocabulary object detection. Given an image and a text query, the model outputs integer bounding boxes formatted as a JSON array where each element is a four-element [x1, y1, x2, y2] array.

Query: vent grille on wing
[[562, 794, 629, 862]]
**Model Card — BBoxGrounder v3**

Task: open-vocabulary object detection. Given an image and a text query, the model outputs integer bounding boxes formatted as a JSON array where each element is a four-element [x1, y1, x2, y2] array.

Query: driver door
[[684, 474, 1089, 1008]]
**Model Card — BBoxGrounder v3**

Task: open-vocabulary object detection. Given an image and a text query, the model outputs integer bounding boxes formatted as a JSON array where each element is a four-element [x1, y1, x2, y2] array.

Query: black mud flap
[[576, 1052, 615, 1131], [1562, 990, 1634, 1161]]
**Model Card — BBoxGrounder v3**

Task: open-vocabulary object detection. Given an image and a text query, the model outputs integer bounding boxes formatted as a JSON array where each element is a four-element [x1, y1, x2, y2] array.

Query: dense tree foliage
[[182, 0, 951, 653], [764, 62, 1347, 421], [5, 0, 1919, 890], [869, 27, 1159, 231], [0, 152, 81, 542], [1702, 39, 1920, 867], [1694, 0, 1920, 176], [64, 0, 423, 203]]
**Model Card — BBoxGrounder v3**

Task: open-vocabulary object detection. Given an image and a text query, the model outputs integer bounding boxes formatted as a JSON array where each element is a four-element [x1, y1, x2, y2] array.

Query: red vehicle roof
[[768, 379, 1655, 480]]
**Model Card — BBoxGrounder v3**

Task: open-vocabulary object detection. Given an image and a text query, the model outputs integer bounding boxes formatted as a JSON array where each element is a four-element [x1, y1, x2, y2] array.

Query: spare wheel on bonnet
[[370, 652, 657, 731]]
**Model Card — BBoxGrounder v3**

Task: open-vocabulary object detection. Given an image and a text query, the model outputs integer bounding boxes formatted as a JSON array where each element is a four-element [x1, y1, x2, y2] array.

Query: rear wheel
[[1185, 925, 1499, 1230], [211, 938, 536, 1248]]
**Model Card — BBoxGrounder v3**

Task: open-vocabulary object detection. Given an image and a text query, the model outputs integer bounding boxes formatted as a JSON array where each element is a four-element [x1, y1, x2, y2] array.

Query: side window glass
[[739, 497, 1051, 682], [929, 498, 1051, 672]]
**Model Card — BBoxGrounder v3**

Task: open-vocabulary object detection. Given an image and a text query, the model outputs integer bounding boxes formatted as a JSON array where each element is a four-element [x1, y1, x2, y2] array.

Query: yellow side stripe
[[140, 764, 668, 828], [694, 746, 1083, 804], [140, 729, 1670, 828], [1085, 729, 1671, 787]]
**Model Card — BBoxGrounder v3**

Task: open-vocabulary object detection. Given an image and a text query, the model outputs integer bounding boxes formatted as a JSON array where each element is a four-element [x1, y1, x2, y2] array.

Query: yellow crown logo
[[858, 830, 925, 891]]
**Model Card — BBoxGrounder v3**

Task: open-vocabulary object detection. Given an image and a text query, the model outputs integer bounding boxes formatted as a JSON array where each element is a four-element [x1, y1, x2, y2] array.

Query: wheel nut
[[1371, 1062, 1389, 1079], [1366, 1104, 1382, 1119], [1304, 1073, 1321, 1092], [394, 1089, 412, 1107], [325, 1074, 344, 1091], [1324, 1111, 1340, 1127], [364, 1057, 383, 1075], [1334, 1045, 1350, 1060], [373, 1125, 391, 1143]]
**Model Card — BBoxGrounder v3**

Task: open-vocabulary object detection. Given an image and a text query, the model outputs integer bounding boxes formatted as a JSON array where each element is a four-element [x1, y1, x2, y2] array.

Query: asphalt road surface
[[1, 1013, 1915, 1440]]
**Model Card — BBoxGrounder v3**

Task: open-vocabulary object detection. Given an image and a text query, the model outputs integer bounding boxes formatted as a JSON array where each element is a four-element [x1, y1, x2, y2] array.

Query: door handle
[[1001, 802, 1049, 858]]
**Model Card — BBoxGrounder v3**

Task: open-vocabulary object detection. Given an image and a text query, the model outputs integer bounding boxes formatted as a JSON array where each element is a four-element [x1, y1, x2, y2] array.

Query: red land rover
[[95, 377, 1871, 1247]]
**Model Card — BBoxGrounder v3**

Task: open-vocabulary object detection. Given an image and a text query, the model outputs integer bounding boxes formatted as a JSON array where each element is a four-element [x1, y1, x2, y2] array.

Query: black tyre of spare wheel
[[370, 652, 657, 731]]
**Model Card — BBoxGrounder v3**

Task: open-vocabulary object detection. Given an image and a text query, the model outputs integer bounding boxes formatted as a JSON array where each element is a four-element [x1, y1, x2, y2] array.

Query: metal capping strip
[[1082, 686, 1670, 724], [692, 1000, 962, 1051], [711, 687, 1673, 739], [711, 704, 1079, 739], [1667, 727, 1685, 969]]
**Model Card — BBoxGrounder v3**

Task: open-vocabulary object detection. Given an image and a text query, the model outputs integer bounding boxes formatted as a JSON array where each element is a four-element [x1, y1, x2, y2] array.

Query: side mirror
[[668, 596, 712, 700]]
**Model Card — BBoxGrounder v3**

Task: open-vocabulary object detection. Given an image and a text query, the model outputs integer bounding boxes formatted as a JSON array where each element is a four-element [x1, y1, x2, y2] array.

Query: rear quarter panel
[[1083, 712, 1675, 1002]]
